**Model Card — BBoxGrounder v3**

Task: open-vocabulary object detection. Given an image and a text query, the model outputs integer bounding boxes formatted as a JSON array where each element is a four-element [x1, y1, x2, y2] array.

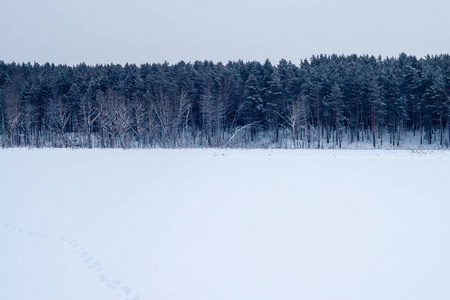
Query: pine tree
[[328, 82, 345, 147], [244, 73, 263, 139], [265, 69, 283, 142]]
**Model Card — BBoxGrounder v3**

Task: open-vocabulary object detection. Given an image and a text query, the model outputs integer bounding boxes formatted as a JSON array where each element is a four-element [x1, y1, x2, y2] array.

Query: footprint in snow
[[73, 246, 84, 253], [87, 262, 103, 273], [122, 286, 132, 295], [66, 239, 77, 246], [87, 260, 101, 267], [106, 282, 119, 289], [79, 251, 89, 258], [100, 275, 120, 289], [3, 221, 141, 299]]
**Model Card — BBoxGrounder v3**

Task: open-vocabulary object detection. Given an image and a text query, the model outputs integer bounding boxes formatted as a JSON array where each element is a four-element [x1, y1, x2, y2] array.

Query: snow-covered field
[[1, 149, 449, 300]]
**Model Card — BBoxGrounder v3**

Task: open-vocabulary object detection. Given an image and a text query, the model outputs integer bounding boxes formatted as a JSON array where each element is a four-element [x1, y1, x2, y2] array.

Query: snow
[[1, 149, 450, 300]]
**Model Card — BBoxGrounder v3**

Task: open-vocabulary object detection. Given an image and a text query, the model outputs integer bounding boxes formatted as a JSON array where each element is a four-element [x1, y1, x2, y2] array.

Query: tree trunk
[[420, 111, 423, 145], [372, 109, 376, 148]]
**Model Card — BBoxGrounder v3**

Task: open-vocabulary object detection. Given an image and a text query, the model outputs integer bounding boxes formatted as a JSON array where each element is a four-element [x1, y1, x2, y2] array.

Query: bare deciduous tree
[[97, 89, 132, 148], [46, 96, 70, 147], [80, 95, 98, 148], [153, 90, 190, 146], [200, 85, 228, 146], [96, 90, 113, 148], [131, 95, 147, 148], [110, 94, 131, 148], [4, 85, 22, 146]]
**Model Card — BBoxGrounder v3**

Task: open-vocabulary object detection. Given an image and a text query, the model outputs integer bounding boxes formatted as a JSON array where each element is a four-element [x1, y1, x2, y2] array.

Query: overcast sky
[[1, 0, 449, 65]]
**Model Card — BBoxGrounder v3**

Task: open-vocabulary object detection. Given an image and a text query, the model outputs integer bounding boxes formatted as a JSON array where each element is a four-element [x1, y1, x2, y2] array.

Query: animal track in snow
[[122, 286, 132, 295], [1, 220, 142, 299]]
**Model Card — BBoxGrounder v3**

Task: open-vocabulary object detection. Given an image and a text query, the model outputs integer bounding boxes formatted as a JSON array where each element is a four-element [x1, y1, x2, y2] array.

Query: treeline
[[0, 53, 449, 149]]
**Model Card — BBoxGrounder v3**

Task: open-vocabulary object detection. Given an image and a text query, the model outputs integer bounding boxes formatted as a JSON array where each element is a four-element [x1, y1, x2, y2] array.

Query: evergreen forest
[[1, 53, 449, 149]]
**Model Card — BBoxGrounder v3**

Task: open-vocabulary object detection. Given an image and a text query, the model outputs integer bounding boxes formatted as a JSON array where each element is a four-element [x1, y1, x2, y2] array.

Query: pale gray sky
[[1, 0, 449, 65]]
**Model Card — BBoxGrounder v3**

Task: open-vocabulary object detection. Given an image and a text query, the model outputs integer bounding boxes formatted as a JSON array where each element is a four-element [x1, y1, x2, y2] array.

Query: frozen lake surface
[[1, 149, 450, 300]]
